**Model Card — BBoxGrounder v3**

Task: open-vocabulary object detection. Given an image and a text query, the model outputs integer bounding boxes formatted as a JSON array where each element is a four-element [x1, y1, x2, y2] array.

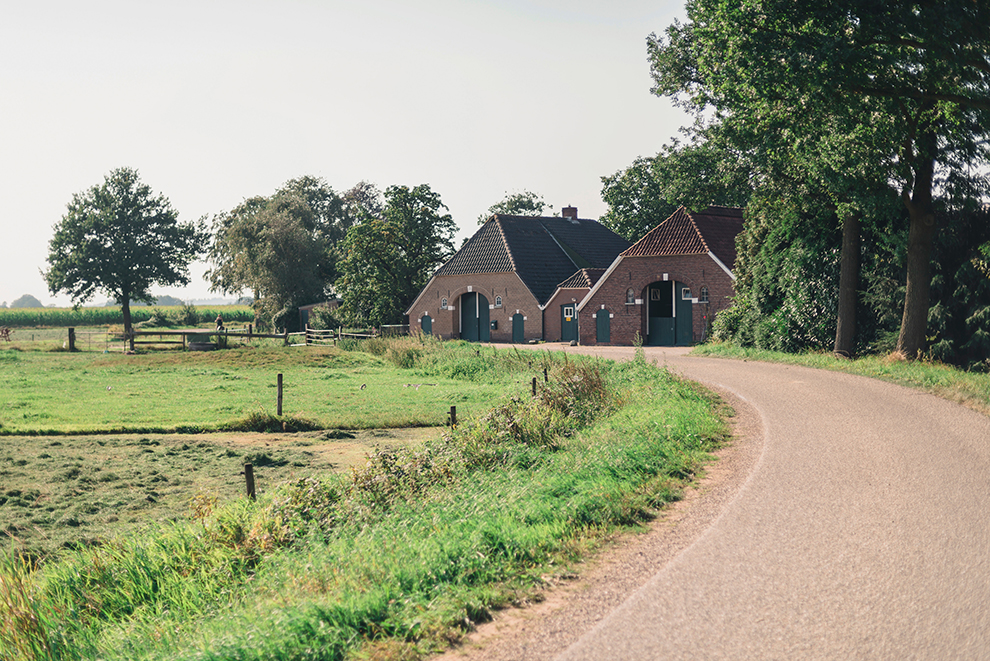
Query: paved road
[[446, 346, 990, 660]]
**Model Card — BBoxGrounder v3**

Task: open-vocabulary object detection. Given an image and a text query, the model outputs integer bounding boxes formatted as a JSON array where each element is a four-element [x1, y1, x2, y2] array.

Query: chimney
[[562, 206, 578, 219]]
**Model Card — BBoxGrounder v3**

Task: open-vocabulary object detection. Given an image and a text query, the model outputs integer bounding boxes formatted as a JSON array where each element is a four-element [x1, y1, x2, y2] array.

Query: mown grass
[[0, 346, 727, 661], [0, 428, 433, 560], [694, 342, 990, 416], [0, 340, 532, 435]]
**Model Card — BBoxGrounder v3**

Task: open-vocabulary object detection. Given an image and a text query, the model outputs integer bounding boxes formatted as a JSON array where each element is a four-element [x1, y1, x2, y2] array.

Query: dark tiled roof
[[621, 206, 744, 270], [557, 268, 606, 289], [433, 215, 630, 304]]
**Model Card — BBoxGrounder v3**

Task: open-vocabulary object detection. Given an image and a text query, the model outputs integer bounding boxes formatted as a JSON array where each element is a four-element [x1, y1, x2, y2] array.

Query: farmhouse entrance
[[460, 292, 490, 342], [645, 280, 692, 346], [560, 304, 578, 343], [512, 313, 525, 343]]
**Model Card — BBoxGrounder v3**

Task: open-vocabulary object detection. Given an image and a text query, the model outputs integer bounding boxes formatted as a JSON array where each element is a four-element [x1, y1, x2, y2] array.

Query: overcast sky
[[1, 0, 690, 307]]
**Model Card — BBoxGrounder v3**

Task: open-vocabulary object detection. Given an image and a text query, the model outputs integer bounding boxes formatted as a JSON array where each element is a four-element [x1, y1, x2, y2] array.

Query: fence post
[[283, 329, 289, 346], [68, 328, 75, 351], [532, 377, 537, 397], [248, 323, 253, 340], [244, 463, 256, 500], [544, 366, 548, 383], [449, 405, 457, 429], [277, 373, 283, 416]]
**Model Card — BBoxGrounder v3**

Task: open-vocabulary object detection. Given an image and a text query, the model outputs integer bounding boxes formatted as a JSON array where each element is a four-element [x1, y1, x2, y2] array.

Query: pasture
[[1, 337, 730, 661]]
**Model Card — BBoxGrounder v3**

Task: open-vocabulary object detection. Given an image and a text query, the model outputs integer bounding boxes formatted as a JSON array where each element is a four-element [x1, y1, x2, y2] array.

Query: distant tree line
[[45, 168, 484, 335]]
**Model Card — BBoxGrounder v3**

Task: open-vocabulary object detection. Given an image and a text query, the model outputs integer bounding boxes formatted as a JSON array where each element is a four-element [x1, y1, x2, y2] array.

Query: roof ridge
[[685, 209, 711, 253], [537, 219, 582, 271], [495, 217, 517, 272]]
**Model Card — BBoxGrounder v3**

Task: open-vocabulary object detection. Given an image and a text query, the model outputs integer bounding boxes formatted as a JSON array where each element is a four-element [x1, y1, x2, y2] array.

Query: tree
[[336, 184, 456, 327], [477, 190, 548, 224], [649, 0, 990, 357], [44, 167, 206, 340], [207, 176, 356, 330], [601, 131, 752, 241], [10, 294, 44, 308]]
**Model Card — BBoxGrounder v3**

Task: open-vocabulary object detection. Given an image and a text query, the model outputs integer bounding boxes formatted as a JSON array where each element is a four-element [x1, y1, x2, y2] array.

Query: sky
[[0, 0, 691, 307]]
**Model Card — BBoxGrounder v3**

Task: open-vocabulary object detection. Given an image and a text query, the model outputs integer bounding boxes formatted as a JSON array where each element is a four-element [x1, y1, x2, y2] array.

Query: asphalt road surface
[[443, 346, 990, 660]]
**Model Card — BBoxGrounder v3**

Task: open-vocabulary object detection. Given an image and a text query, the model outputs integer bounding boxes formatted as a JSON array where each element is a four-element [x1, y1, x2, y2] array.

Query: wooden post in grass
[[543, 366, 548, 383], [277, 373, 283, 416], [68, 328, 75, 351], [244, 463, 256, 500], [449, 405, 457, 429], [532, 377, 537, 397]]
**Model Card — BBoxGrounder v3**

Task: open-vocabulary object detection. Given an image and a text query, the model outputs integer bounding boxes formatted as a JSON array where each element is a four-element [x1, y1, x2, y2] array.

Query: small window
[[440, 297, 448, 308], [700, 286, 709, 303], [681, 287, 692, 300], [625, 288, 635, 304], [495, 296, 502, 308], [564, 306, 574, 317]]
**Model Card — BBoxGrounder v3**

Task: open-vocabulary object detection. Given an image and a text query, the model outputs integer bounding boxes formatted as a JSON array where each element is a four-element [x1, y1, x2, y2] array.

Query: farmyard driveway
[[441, 346, 990, 660]]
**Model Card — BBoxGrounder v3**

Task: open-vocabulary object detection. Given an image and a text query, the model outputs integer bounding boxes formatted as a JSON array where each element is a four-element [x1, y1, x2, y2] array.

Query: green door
[[647, 282, 675, 346], [460, 292, 490, 342], [596, 309, 610, 343], [512, 313, 525, 343], [561, 304, 578, 342], [420, 314, 432, 335]]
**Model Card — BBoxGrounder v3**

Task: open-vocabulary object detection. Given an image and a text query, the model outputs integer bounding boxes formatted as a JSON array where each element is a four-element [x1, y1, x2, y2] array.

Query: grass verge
[[693, 342, 990, 416], [1, 352, 727, 661]]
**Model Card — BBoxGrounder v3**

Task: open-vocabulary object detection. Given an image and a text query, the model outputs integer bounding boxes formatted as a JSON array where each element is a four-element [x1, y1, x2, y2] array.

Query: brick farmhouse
[[406, 205, 744, 346]]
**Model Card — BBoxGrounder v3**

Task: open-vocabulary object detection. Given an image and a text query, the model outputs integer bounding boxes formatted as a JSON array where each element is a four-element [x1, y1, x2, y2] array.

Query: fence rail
[[62, 323, 411, 351]]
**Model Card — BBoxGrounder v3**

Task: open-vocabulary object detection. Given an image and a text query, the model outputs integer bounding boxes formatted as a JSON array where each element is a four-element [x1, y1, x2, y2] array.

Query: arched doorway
[[460, 292, 490, 342], [420, 314, 432, 335], [645, 280, 693, 346]]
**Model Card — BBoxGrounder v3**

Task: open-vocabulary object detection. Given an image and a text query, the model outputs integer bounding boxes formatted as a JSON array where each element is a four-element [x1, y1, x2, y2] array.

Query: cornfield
[[0, 305, 254, 328]]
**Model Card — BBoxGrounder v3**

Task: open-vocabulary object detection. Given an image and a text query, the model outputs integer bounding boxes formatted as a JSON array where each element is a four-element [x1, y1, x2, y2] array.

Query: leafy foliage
[[647, 0, 990, 358], [44, 168, 207, 336], [477, 190, 548, 224], [336, 184, 456, 327], [207, 176, 365, 331]]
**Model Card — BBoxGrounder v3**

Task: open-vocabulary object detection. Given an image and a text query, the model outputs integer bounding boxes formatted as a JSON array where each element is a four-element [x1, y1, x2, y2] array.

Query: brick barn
[[576, 205, 744, 346], [405, 207, 630, 342]]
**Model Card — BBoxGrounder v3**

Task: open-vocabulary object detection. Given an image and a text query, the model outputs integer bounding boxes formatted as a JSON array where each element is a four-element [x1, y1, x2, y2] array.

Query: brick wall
[[407, 272, 543, 342], [578, 254, 735, 346]]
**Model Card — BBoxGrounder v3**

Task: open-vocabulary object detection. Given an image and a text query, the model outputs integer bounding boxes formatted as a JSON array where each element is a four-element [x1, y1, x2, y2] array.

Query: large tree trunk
[[896, 136, 938, 358], [834, 212, 861, 357], [121, 294, 134, 351]]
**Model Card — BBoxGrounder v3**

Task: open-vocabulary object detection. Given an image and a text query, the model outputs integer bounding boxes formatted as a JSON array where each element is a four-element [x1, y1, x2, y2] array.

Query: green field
[[0, 338, 728, 661], [0, 343, 517, 434]]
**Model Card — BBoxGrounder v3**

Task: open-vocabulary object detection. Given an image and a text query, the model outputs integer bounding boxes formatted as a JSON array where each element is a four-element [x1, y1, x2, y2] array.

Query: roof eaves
[[708, 250, 735, 280]]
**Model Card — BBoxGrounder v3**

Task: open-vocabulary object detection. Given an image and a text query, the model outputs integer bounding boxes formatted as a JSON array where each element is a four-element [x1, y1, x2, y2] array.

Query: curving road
[[443, 347, 990, 660]]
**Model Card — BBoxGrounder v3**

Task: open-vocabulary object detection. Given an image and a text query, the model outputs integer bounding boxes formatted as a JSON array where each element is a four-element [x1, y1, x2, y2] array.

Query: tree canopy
[[648, 0, 990, 357], [206, 176, 362, 331], [44, 167, 206, 337], [10, 294, 44, 308], [477, 190, 548, 224], [336, 184, 456, 327]]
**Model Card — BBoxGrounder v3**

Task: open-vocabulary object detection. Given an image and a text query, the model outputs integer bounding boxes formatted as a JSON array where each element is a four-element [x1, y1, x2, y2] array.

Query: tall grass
[[0, 348, 726, 660], [0, 306, 254, 328]]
